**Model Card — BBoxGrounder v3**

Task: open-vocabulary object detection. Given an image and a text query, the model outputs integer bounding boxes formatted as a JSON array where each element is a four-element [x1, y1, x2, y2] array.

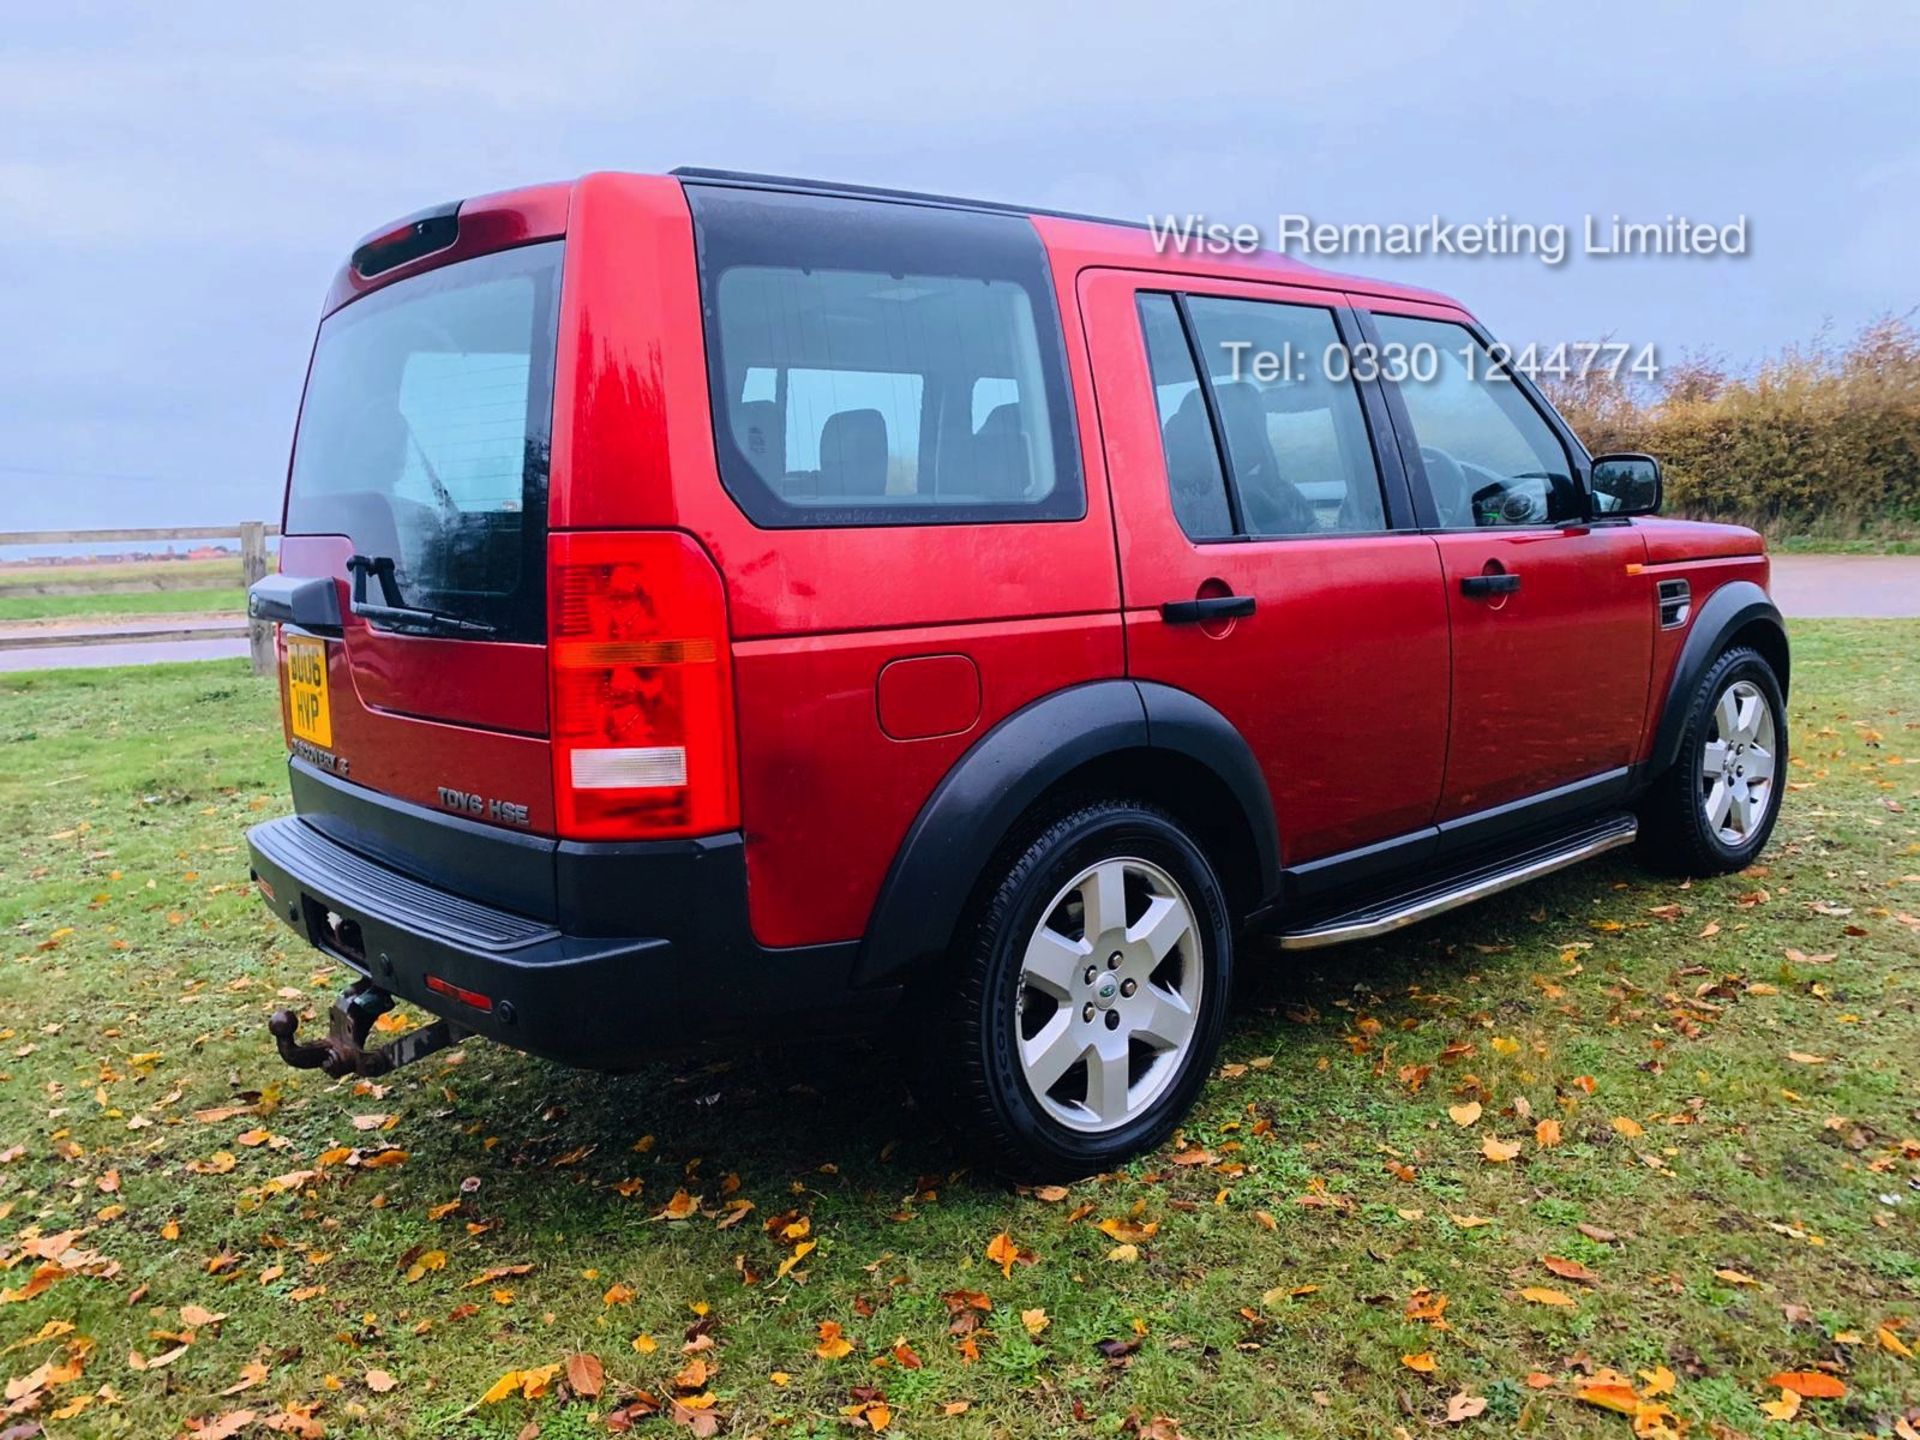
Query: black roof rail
[[668, 166, 1149, 232]]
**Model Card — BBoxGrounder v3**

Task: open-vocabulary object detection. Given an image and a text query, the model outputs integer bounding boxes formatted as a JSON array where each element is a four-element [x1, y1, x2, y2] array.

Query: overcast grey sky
[[2, 1, 1915, 531]]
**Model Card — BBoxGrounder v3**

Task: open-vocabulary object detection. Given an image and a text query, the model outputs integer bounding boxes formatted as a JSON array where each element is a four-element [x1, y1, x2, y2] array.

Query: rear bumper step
[[249, 814, 677, 1069], [1272, 814, 1639, 950], [254, 812, 559, 951], [246, 812, 874, 1070]]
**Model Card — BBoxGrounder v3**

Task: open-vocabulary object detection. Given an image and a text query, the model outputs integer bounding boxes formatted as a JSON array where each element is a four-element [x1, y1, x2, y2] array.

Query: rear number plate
[[285, 635, 333, 748]]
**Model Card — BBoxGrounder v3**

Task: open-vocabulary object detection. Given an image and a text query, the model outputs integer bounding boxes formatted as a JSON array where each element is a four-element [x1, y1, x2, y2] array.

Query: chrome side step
[[1272, 815, 1638, 951]]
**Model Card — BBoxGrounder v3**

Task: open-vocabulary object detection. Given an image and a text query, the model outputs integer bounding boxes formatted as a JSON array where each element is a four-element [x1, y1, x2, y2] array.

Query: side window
[[1138, 294, 1233, 539], [971, 377, 1020, 429], [1182, 296, 1389, 537], [688, 186, 1084, 527], [782, 368, 924, 495], [716, 268, 1038, 508], [1371, 314, 1579, 528]]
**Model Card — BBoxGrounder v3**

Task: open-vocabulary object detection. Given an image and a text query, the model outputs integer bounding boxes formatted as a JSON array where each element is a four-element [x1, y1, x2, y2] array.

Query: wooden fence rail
[[0, 526, 281, 545], [0, 523, 280, 675]]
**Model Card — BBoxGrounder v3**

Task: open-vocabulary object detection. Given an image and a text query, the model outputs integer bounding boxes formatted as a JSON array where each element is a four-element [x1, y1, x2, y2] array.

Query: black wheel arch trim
[[1134, 679, 1281, 897], [1649, 579, 1789, 776], [853, 679, 1279, 989]]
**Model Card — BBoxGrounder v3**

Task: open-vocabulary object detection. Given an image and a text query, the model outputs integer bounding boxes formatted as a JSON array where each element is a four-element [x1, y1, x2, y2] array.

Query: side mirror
[[1589, 452, 1662, 517]]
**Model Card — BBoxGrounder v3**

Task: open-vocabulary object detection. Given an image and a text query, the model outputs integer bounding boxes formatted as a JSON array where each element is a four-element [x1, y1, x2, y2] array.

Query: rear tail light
[[548, 531, 739, 840]]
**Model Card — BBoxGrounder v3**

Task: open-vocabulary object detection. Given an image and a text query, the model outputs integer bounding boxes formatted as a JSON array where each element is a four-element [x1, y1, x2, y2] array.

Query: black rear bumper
[[248, 762, 873, 1069]]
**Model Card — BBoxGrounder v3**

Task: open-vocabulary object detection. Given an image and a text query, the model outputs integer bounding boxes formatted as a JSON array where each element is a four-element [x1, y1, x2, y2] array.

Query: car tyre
[[914, 799, 1234, 1180], [1638, 646, 1787, 876]]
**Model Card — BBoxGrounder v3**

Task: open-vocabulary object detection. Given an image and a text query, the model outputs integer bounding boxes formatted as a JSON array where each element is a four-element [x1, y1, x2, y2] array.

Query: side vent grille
[[1657, 578, 1691, 629]]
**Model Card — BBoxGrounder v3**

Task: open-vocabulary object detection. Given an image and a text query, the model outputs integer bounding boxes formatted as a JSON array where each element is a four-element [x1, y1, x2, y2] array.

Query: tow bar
[[269, 978, 468, 1079]]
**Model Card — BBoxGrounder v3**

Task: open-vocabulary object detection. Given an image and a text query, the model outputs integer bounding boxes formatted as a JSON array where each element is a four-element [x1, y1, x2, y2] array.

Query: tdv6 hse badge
[[437, 786, 531, 827]]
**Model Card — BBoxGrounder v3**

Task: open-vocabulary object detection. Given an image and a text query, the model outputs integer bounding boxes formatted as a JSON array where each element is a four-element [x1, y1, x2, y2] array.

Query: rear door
[[1359, 303, 1652, 831], [1079, 269, 1451, 878], [277, 208, 565, 830]]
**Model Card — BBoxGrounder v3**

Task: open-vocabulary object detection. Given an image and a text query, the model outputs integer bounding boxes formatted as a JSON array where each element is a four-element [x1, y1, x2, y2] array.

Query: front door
[[1078, 270, 1451, 872], [1363, 305, 1654, 825]]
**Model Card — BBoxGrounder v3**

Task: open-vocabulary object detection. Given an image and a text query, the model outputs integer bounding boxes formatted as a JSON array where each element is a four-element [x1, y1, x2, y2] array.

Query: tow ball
[[269, 978, 467, 1079]]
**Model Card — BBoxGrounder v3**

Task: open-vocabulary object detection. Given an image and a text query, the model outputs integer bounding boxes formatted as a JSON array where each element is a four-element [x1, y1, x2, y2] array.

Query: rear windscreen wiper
[[345, 554, 497, 639]]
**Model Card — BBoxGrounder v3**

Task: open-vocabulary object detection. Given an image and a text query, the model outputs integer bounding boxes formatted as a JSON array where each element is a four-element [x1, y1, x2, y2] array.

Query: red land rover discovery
[[248, 169, 1789, 1177]]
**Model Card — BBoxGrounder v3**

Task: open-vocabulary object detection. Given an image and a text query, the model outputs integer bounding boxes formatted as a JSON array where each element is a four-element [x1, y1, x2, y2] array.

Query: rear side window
[[1138, 294, 1233, 539], [687, 186, 1083, 527], [1137, 291, 1389, 539], [1181, 296, 1387, 536], [287, 241, 561, 642]]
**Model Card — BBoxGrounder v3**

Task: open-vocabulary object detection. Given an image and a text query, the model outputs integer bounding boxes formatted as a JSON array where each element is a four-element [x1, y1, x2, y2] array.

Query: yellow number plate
[[284, 635, 333, 748]]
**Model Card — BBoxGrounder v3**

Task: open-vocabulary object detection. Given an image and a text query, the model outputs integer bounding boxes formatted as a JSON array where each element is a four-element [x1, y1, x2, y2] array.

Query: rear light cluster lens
[[548, 531, 739, 840]]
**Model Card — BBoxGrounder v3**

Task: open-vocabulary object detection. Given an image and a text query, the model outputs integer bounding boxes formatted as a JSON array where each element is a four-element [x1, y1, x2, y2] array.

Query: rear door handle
[[1460, 573, 1521, 598], [1161, 594, 1256, 623]]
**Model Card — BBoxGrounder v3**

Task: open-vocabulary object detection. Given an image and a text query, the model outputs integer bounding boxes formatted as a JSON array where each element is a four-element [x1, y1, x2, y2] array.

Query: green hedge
[[1542, 317, 1920, 538]]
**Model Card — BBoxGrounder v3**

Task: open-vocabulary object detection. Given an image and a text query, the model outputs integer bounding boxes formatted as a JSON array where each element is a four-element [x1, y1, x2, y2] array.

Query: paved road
[[1766, 554, 1920, 619], [0, 556, 1913, 673], [0, 612, 240, 640], [0, 613, 249, 673], [0, 634, 249, 672]]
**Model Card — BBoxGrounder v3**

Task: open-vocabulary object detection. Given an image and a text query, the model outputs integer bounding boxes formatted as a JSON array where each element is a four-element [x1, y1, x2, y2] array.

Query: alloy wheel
[[1013, 856, 1203, 1133], [1700, 678, 1777, 846]]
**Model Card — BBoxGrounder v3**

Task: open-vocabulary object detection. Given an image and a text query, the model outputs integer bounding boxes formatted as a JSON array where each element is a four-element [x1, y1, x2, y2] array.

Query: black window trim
[[1135, 283, 1417, 544], [1351, 306, 1602, 535], [683, 182, 1088, 531], [1169, 292, 1245, 538]]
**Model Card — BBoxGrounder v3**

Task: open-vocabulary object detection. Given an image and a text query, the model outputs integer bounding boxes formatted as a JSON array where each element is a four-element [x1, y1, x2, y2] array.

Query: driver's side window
[[1372, 314, 1578, 528]]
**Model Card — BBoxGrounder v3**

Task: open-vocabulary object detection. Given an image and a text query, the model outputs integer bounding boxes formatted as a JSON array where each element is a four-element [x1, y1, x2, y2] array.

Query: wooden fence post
[[240, 521, 272, 677]]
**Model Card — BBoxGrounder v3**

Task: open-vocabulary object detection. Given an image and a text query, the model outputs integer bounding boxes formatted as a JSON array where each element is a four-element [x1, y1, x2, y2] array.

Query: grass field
[[0, 558, 247, 626], [0, 588, 246, 624], [0, 559, 242, 593], [1, 627, 1916, 1438], [1770, 534, 1920, 558]]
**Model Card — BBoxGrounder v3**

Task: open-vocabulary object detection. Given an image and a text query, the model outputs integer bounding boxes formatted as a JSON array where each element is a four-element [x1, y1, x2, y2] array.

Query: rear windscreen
[[286, 241, 562, 642]]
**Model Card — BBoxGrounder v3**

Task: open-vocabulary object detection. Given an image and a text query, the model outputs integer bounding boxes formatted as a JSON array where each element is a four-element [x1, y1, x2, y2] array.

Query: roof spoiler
[[350, 200, 461, 279]]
